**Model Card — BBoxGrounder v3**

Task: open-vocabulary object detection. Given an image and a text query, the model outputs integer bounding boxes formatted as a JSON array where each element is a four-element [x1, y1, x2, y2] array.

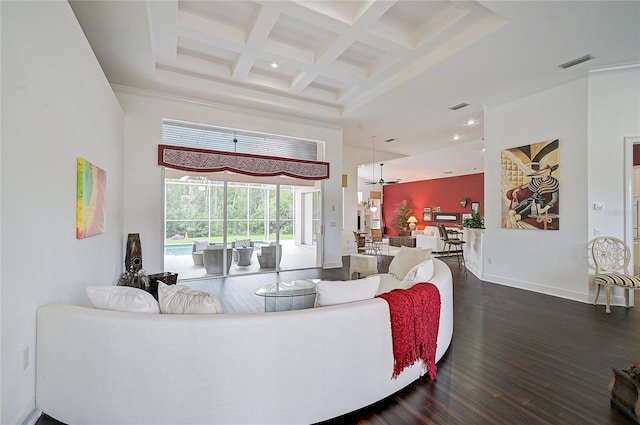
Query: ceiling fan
[[365, 163, 401, 185]]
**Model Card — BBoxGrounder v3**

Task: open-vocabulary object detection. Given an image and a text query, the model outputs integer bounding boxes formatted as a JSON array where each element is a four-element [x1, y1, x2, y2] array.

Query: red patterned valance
[[158, 145, 329, 180]]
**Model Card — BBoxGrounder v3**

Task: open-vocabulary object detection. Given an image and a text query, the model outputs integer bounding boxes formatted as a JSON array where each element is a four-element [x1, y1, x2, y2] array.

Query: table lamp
[[407, 216, 418, 231]]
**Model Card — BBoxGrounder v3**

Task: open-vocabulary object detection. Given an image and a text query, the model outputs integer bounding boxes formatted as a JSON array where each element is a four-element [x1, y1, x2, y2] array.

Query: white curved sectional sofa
[[36, 258, 453, 425]]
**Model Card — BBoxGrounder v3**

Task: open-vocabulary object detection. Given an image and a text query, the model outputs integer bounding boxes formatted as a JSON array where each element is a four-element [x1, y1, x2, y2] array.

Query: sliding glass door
[[163, 170, 320, 279]]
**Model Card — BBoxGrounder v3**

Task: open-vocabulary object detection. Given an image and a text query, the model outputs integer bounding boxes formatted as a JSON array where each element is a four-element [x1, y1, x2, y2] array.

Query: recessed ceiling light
[[465, 119, 477, 126], [452, 135, 461, 141], [269, 61, 280, 69], [482, 148, 486, 152]]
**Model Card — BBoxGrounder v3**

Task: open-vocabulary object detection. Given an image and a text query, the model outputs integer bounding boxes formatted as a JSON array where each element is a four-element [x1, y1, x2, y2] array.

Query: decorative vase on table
[[119, 233, 149, 290], [125, 233, 143, 272]]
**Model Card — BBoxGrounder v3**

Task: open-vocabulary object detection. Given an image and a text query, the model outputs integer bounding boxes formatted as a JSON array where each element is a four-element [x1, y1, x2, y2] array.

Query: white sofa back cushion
[[158, 283, 224, 314], [314, 275, 381, 307], [401, 259, 435, 289], [388, 246, 432, 280], [86, 286, 160, 314]]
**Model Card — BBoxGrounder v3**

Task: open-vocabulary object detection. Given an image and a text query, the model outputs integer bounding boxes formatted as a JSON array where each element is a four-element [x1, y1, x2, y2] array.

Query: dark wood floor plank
[[37, 256, 638, 425]]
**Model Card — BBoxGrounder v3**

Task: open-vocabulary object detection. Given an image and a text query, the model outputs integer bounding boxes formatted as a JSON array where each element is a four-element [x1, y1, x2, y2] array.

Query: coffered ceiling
[[70, 1, 640, 184]]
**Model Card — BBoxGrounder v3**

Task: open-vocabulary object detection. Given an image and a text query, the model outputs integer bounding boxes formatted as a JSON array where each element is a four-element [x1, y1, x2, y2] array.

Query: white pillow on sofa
[[314, 275, 381, 307], [388, 246, 432, 280], [86, 285, 160, 314], [158, 282, 224, 314], [400, 259, 435, 289]]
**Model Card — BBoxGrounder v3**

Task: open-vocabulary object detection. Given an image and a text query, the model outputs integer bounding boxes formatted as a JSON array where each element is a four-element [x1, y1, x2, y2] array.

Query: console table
[[388, 236, 416, 248]]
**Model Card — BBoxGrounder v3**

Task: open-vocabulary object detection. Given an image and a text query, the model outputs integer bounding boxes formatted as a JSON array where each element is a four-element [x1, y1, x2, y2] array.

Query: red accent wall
[[382, 173, 484, 235], [634, 144, 640, 166]]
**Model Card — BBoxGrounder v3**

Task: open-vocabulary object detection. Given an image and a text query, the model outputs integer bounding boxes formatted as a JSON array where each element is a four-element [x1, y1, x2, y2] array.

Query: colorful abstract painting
[[501, 139, 559, 230], [76, 157, 106, 238]]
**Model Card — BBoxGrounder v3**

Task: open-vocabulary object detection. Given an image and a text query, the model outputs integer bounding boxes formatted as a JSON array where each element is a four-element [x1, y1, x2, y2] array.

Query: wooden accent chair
[[592, 236, 640, 313], [353, 231, 366, 254]]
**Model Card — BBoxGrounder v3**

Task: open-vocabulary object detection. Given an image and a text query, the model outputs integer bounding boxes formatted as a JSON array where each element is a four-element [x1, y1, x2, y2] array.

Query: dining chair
[[370, 229, 388, 255], [353, 231, 366, 254], [592, 236, 640, 313]]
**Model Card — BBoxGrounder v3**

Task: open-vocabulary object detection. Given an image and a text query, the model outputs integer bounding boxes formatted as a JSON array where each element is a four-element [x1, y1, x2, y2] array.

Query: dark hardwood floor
[[37, 256, 638, 425]]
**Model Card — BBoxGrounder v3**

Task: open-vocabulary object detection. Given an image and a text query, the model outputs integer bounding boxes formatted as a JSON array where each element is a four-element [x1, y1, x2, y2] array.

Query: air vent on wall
[[558, 54, 593, 69], [449, 103, 469, 111]]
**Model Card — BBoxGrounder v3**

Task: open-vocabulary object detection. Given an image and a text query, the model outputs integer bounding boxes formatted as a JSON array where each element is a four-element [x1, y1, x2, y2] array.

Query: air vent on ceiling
[[558, 54, 593, 69], [449, 103, 469, 111], [384, 138, 395, 143]]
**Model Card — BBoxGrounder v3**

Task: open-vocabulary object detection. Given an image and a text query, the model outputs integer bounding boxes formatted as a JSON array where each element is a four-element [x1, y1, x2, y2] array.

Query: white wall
[[483, 78, 591, 302], [341, 145, 369, 254], [588, 66, 640, 240], [484, 66, 640, 306], [115, 89, 344, 271], [1, 2, 124, 424]]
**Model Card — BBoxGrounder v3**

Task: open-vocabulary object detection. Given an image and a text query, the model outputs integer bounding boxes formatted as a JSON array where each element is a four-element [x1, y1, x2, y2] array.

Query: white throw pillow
[[158, 282, 224, 314], [314, 275, 380, 307], [388, 246, 432, 280], [400, 259, 435, 289], [86, 285, 160, 314]]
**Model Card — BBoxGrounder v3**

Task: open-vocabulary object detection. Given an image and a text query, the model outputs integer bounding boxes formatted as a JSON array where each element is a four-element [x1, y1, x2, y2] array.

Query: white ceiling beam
[[146, 0, 178, 65], [232, 4, 280, 80]]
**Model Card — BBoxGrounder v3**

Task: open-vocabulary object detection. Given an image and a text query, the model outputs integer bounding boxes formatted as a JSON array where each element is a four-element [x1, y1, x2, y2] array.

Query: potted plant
[[462, 210, 484, 229], [391, 200, 413, 236], [117, 266, 150, 290]]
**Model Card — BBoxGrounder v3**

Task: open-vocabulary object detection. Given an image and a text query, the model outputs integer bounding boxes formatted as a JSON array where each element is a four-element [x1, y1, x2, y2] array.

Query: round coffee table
[[254, 279, 318, 312]]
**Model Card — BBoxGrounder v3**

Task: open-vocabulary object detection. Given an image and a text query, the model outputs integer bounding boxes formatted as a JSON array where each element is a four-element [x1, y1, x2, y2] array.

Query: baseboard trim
[[466, 267, 632, 310]]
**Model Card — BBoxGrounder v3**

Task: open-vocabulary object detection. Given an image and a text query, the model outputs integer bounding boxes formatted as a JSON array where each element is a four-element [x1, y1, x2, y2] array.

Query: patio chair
[[191, 240, 210, 266], [258, 243, 282, 268], [203, 245, 233, 274], [592, 236, 640, 313]]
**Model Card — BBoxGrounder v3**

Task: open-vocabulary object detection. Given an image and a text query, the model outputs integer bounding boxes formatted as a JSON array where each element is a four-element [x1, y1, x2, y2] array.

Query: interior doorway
[[624, 136, 640, 275]]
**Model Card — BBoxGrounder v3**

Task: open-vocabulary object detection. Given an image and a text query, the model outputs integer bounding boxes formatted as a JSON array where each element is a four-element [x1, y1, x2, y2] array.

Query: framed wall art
[[423, 207, 432, 222], [434, 212, 460, 223], [501, 139, 559, 230], [471, 202, 480, 213], [76, 157, 107, 239]]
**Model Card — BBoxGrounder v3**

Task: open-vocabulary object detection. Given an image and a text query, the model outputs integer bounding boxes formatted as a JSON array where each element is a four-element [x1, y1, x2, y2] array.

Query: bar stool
[[437, 224, 466, 272]]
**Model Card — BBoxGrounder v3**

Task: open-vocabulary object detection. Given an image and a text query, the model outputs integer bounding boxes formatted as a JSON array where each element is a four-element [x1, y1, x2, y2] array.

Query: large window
[[161, 120, 324, 279]]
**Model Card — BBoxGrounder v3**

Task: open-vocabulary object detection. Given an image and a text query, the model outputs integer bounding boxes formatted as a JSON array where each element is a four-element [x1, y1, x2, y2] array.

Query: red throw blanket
[[377, 282, 441, 380]]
